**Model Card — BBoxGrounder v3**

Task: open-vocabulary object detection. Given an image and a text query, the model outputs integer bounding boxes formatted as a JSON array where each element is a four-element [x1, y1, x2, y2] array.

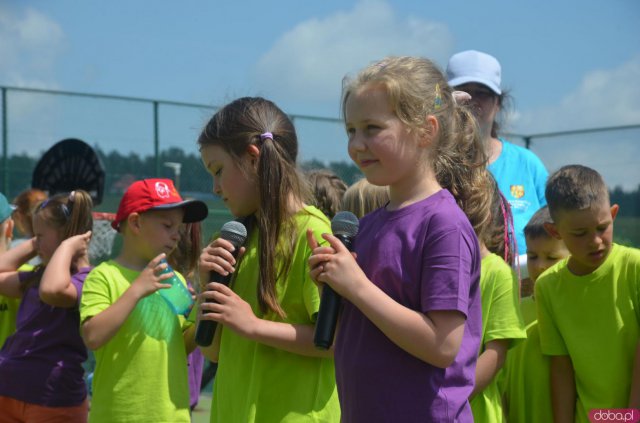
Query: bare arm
[[39, 231, 91, 308], [550, 355, 576, 423], [0, 239, 37, 298], [81, 254, 172, 350], [347, 281, 464, 367], [629, 340, 640, 408], [200, 282, 333, 358], [0, 237, 36, 272], [308, 231, 465, 368], [471, 339, 510, 397]]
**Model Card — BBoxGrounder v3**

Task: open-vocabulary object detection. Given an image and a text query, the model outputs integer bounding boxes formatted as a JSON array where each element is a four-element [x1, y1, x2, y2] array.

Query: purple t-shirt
[[0, 267, 90, 407], [335, 189, 482, 423]]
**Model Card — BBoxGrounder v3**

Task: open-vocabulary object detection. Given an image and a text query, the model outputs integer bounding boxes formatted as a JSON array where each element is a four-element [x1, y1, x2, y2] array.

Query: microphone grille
[[219, 221, 248, 246], [331, 211, 359, 237]]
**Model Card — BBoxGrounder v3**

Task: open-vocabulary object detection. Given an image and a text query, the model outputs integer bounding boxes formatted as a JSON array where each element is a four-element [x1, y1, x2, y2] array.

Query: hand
[[130, 253, 172, 299], [60, 230, 92, 261], [198, 282, 258, 338], [306, 230, 367, 300], [198, 237, 246, 290]]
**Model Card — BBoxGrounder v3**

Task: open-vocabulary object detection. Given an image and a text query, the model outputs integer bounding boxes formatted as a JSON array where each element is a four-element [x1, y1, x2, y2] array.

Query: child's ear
[[610, 204, 620, 220], [246, 144, 260, 168], [543, 222, 562, 240], [127, 213, 142, 234], [419, 115, 439, 147]]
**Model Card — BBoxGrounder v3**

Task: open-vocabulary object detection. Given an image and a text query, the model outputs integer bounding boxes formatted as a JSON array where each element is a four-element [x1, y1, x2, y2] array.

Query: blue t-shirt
[[335, 189, 482, 423], [488, 139, 548, 254]]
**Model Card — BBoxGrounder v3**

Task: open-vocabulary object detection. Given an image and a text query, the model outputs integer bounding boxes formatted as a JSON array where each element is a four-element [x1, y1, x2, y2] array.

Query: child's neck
[[115, 242, 152, 271], [387, 173, 442, 211]]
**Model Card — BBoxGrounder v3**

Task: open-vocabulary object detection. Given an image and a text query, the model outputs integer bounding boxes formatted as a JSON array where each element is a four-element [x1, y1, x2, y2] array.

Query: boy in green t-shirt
[[79, 179, 208, 423], [501, 206, 569, 423], [535, 165, 640, 422]]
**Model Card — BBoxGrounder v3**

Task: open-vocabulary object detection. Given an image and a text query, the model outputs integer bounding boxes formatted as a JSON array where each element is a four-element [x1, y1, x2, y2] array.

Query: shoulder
[[535, 259, 567, 293], [482, 253, 512, 274], [296, 205, 331, 231], [500, 138, 546, 166]]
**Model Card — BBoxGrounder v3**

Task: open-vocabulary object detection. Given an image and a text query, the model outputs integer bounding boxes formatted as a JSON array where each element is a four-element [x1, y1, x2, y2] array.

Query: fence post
[[2, 88, 7, 194], [153, 101, 160, 177]]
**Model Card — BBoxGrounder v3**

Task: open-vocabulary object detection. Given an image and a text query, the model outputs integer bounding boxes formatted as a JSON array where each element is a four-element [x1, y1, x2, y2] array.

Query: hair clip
[[434, 84, 443, 110], [68, 191, 76, 203], [259, 132, 273, 141]]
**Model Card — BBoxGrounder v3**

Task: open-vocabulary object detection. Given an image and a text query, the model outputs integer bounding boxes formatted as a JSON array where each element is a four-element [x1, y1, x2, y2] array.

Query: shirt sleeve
[[301, 216, 331, 321], [483, 264, 526, 346], [79, 266, 112, 324]]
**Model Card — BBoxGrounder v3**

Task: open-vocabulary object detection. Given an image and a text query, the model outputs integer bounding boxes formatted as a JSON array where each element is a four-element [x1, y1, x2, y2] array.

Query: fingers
[[149, 253, 167, 269], [306, 229, 320, 250], [199, 240, 238, 275], [321, 233, 349, 253]]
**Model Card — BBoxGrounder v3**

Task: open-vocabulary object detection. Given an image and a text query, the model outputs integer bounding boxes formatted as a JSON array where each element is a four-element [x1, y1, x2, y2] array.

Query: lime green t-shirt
[[519, 295, 537, 326], [80, 260, 191, 423], [536, 244, 640, 423], [211, 206, 340, 423], [471, 253, 527, 423], [500, 319, 554, 423], [0, 264, 33, 348], [0, 295, 20, 348]]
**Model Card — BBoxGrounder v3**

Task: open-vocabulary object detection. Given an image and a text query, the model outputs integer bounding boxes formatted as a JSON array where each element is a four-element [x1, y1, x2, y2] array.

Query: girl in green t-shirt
[[471, 176, 527, 423], [196, 97, 340, 423]]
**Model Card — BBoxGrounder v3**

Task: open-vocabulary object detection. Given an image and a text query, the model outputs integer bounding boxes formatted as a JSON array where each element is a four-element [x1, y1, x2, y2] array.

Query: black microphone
[[195, 220, 248, 347], [313, 211, 359, 350]]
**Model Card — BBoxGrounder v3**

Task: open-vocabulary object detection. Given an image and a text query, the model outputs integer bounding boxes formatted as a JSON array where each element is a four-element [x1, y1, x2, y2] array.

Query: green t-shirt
[[500, 319, 554, 423], [0, 295, 20, 348], [0, 264, 33, 348], [519, 295, 537, 326], [211, 206, 340, 423], [536, 244, 640, 422], [80, 260, 191, 423], [471, 253, 526, 423]]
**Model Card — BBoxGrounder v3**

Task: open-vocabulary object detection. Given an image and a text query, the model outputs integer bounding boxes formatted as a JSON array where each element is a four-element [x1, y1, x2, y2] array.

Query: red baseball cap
[[112, 178, 208, 230]]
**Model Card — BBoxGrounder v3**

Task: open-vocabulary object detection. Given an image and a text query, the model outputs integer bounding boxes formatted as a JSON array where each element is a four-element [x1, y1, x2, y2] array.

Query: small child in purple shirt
[[308, 57, 492, 422], [0, 190, 94, 422]]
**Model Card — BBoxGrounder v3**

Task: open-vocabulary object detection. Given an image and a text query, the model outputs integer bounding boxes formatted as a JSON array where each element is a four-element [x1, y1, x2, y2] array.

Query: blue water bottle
[[157, 258, 194, 316]]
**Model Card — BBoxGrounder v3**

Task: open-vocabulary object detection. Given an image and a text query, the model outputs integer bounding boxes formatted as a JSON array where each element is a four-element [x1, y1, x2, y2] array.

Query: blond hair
[[342, 178, 389, 219], [341, 56, 492, 236]]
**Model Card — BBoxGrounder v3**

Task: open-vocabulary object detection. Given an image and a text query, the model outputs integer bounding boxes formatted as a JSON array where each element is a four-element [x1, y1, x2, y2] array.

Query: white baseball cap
[[446, 50, 502, 95]]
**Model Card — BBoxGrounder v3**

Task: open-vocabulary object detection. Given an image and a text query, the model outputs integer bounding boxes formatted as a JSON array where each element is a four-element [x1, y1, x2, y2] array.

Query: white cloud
[[251, 0, 454, 112], [512, 56, 640, 191], [513, 56, 640, 133], [0, 5, 64, 83]]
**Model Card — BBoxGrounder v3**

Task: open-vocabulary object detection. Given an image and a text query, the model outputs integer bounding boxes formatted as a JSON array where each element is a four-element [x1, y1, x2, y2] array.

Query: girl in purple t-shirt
[[0, 190, 94, 422], [308, 56, 493, 422]]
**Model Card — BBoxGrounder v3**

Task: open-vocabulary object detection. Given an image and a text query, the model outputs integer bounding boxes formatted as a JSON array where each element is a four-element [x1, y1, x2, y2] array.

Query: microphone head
[[331, 211, 359, 238], [219, 220, 248, 247]]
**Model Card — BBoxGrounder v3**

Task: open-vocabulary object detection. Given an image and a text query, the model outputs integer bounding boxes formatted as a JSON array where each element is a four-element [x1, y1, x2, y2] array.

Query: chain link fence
[[2, 86, 639, 246]]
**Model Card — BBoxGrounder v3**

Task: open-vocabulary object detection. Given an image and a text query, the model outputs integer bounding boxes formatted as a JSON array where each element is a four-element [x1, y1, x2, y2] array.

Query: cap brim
[[150, 199, 209, 223], [448, 76, 501, 95]]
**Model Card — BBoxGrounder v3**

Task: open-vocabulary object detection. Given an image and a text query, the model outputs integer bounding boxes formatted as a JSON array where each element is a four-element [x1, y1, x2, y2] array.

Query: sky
[[1, 0, 639, 189]]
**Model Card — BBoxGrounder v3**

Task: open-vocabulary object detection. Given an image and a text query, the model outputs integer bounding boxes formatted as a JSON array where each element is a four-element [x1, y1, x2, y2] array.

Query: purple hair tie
[[260, 132, 273, 141]]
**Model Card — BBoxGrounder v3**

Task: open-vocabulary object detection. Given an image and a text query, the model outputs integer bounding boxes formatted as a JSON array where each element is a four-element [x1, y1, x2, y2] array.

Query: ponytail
[[433, 101, 492, 240]]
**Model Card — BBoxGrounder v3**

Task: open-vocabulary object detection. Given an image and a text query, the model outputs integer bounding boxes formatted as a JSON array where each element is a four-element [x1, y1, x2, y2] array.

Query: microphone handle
[[313, 233, 354, 350], [194, 260, 237, 347]]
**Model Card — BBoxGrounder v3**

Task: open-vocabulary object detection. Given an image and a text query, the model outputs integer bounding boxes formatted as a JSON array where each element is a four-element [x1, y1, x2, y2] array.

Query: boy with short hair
[[501, 206, 570, 422], [535, 165, 640, 422], [80, 179, 208, 423]]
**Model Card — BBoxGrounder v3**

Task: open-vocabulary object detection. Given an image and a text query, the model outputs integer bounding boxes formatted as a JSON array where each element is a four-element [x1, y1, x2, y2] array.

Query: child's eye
[[346, 127, 355, 136], [214, 168, 222, 177], [366, 125, 380, 132], [527, 254, 538, 260]]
